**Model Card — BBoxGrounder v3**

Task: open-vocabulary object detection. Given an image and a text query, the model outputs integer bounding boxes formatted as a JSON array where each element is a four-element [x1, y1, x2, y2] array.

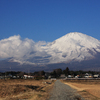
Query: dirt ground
[[63, 79, 100, 100], [0, 79, 54, 100]]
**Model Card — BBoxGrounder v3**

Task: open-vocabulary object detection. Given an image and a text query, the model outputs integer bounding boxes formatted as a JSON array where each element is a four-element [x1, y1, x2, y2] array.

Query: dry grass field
[[63, 79, 100, 100], [0, 79, 54, 100]]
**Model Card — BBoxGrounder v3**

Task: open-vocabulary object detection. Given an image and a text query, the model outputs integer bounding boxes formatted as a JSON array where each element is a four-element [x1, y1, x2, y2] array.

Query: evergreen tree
[[63, 67, 69, 76]]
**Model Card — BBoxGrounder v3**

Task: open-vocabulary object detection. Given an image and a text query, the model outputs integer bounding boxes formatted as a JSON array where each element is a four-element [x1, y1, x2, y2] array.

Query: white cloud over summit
[[0, 35, 47, 59]]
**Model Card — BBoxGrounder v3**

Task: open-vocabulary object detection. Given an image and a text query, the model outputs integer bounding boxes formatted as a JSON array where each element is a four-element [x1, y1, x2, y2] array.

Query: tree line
[[0, 67, 100, 79]]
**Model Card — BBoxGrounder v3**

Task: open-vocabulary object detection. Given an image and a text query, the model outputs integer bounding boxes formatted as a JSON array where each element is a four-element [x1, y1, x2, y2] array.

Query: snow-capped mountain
[[44, 32, 100, 64], [9, 32, 100, 65], [1, 32, 100, 71]]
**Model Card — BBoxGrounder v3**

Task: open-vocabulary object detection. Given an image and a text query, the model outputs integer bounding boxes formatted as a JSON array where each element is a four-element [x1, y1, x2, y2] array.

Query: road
[[48, 80, 85, 100]]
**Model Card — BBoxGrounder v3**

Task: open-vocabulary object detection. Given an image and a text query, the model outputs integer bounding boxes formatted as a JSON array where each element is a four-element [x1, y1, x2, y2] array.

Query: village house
[[60, 74, 66, 79], [24, 75, 34, 79], [67, 75, 74, 78], [84, 73, 93, 78], [93, 74, 99, 78]]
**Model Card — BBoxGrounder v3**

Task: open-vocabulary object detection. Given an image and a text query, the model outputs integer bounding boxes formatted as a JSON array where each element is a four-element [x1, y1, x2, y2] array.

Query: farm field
[[63, 79, 100, 100], [0, 79, 54, 100]]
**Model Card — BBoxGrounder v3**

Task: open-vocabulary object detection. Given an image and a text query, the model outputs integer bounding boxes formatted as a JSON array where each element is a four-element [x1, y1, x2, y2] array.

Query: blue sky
[[0, 0, 100, 42]]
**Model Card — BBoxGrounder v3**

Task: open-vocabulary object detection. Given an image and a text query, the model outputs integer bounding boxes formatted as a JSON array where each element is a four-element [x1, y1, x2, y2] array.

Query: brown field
[[0, 79, 54, 100], [63, 79, 100, 100]]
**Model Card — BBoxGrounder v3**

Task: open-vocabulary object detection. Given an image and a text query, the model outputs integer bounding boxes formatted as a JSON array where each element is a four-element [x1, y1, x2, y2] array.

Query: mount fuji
[[1, 32, 100, 72]]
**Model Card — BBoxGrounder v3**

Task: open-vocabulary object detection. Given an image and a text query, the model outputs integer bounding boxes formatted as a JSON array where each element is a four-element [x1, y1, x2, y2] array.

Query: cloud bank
[[0, 35, 47, 60]]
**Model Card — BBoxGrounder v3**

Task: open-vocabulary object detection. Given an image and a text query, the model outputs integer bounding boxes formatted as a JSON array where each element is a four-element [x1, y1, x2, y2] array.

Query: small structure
[[75, 75, 81, 78], [84, 73, 93, 78], [60, 74, 66, 79], [12, 76, 17, 79], [67, 75, 74, 78], [24, 75, 34, 79], [93, 74, 99, 78]]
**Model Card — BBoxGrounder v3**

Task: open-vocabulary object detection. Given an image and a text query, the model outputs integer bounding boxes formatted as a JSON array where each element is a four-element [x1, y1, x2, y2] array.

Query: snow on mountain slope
[[50, 32, 100, 49], [43, 32, 100, 64], [8, 32, 100, 64]]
